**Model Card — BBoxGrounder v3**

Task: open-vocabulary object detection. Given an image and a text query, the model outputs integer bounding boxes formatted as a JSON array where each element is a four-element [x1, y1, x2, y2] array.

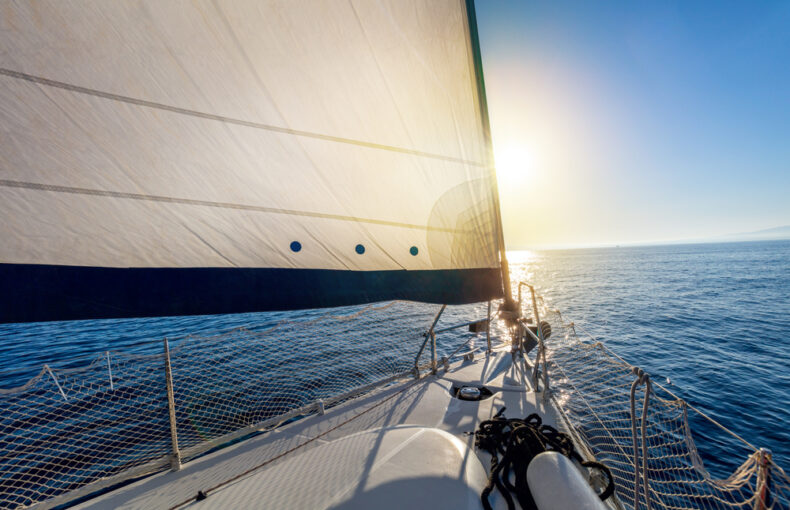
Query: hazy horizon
[[507, 224, 790, 250], [506, 230, 790, 251], [477, 1, 790, 249]]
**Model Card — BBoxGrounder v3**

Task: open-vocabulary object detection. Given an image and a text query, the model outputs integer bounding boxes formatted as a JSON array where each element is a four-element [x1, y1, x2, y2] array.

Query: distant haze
[[476, 1, 790, 249], [712, 225, 790, 242], [506, 225, 790, 251]]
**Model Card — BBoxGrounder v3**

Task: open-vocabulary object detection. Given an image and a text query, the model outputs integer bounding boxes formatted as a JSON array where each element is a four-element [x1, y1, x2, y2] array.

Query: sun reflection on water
[[506, 249, 538, 264]]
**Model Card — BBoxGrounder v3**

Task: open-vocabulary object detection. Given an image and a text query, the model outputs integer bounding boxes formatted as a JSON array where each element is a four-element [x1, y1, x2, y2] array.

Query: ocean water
[[1, 240, 788, 477], [510, 239, 790, 474]]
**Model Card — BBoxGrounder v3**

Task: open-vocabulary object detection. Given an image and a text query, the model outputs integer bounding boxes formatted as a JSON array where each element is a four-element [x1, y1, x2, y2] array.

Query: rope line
[[567, 321, 759, 452]]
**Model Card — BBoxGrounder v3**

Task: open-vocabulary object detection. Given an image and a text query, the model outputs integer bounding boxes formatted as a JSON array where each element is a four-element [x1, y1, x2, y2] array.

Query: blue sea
[[1, 239, 788, 477], [510, 239, 790, 475]]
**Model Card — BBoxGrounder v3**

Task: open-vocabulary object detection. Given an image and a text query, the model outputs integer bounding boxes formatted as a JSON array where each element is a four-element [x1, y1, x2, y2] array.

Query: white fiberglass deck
[[76, 351, 557, 509]]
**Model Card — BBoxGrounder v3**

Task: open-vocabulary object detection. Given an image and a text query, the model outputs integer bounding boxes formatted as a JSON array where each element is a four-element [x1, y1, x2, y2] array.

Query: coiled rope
[[474, 407, 614, 510]]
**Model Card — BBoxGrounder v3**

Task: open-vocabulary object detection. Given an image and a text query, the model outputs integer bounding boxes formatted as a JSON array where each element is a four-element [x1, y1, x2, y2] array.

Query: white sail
[[0, 0, 503, 321]]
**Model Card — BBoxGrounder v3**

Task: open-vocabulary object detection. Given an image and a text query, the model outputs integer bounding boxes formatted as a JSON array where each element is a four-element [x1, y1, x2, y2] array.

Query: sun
[[493, 144, 533, 187]]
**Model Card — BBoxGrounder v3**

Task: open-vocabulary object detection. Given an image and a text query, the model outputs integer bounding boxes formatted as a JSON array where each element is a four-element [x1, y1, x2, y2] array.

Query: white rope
[[106, 351, 114, 391], [568, 316, 759, 453], [45, 365, 68, 402]]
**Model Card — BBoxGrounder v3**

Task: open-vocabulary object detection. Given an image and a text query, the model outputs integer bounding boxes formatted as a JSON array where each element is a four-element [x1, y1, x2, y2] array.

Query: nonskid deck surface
[[77, 352, 557, 509]]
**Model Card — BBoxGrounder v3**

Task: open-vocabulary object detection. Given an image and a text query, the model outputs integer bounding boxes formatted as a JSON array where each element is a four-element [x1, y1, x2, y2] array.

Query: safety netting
[[538, 306, 790, 510], [3, 295, 788, 510], [0, 301, 493, 508]]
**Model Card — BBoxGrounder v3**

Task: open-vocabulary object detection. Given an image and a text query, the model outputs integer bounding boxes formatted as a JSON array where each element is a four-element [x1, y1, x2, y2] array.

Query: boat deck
[[77, 351, 557, 509]]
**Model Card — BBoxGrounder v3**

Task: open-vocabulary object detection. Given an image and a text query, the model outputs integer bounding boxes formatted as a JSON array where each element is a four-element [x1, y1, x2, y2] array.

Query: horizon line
[[507, 235, 790, 252]]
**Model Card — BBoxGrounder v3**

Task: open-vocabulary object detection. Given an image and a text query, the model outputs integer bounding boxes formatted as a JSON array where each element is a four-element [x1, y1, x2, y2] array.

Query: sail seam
[[0, 67, 486, 168], [0, 179, 469, 233]]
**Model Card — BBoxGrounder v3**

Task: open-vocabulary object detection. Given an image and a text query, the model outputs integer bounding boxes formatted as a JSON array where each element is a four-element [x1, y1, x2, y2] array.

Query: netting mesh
[[166, 301, 436, 451], [538, 307, 790, 510], [0, 301, 492, 509], [0, 352, 170, 508], [2, 295, 788, 510]]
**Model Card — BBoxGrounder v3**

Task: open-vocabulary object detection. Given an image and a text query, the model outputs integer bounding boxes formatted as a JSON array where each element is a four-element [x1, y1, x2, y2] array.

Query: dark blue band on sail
[[0, 264, 503, 323]]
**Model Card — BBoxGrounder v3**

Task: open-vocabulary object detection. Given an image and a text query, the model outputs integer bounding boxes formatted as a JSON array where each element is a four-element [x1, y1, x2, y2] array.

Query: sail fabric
[[0, 0, 503, 322]]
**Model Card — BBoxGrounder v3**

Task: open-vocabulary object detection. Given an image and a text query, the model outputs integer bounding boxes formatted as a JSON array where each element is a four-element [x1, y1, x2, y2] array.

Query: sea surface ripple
[[510, 240, 790, 475]]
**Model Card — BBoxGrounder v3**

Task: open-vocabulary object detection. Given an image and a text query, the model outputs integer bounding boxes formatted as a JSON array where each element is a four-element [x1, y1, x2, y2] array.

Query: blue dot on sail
[[355, 244, 365, 254], [410, 246, 419, 256], [290, 241, 302, 252]]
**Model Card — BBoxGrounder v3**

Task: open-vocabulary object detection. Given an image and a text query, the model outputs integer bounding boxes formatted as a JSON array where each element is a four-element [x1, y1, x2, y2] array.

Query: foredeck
[[8, 297, 787, 509], [76, 351, 555, 509]]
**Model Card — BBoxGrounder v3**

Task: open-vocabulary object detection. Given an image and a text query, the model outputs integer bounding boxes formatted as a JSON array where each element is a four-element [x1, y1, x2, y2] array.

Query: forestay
[[0, 0, 504, 322]]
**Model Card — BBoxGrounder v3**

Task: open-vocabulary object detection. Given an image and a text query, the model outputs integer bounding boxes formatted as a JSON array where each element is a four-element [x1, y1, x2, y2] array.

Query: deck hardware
[[458, 386, 481, 400], [451, 384, 493, 401]]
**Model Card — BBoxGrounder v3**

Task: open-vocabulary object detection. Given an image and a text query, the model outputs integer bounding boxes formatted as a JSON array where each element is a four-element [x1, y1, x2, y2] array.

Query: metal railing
[[1, 301, 492, 509], [413, 302, 493, 378], [10, 286, 784, 510], [514, 282, 551, 396], [518, 288, 790, 510]]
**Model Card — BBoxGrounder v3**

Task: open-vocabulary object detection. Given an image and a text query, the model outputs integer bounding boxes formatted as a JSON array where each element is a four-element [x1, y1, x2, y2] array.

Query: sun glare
[[494, 145, 533, 187], [506, 249, 539, 264]]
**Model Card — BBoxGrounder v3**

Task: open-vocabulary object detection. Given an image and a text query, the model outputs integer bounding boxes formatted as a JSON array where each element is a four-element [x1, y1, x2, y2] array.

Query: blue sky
[[476, 1, 790, 248]]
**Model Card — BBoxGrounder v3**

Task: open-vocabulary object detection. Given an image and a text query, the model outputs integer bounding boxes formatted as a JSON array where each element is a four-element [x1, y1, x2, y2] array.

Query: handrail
[[414, 305, 446, 377], [518, 321, 549, 395], [433, 319, 486, 335], [444, 336, 476, 364], [413, 305, 493, 378], [413, 335, 431, 378], [427, 305, 447, 335], [517, 282, 550, 397]]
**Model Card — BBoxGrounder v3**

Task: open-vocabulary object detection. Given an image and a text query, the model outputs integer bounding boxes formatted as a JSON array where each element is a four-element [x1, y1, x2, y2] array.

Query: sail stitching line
[[0, 179, 469, 233], [0, 67, 486, 167]]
